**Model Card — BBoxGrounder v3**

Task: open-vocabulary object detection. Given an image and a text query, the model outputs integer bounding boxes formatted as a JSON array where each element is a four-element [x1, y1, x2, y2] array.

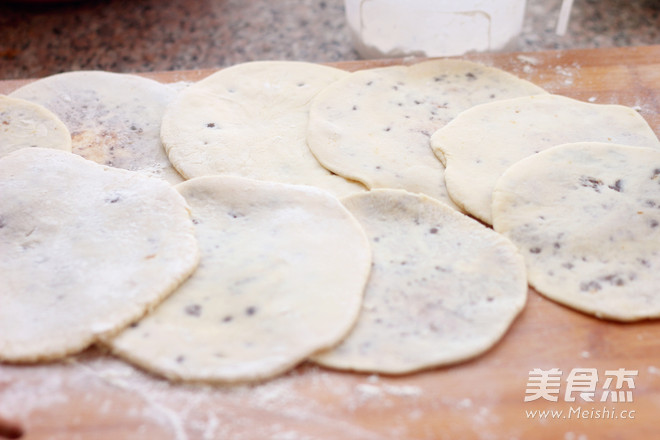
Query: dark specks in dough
[[530, 247, 542, 254], [245, 306, 257, 316], [579, 176, 604, 192], [650, 219, 659, 228], [581, 273, 628, 292], [206, 122, 216, 128], [185, 304, 202, 317], [465, 72, 477, 81], [652, 168, 660, 180], [222, 315, 233, 323], [580, 280, 601, 292], [0, 216, 5, 228], [608, 179, 623, 192], [176, 355, 185, 363], [602, 274, 626, 286], [429, 227, 438, 234]]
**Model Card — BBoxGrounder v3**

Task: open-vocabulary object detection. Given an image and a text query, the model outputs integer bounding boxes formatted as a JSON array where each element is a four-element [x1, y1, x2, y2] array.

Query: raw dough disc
[[311, 189, 527, 374], [306, 59, 546, 207], [0, 95, 71, 158], [0, 148, 199, 363], [492, 142, 660, 322], [10, 71, 183, 184], [161, 61, 364, 197], [107, 176, 371, 383], [431, 94, 660, 224]]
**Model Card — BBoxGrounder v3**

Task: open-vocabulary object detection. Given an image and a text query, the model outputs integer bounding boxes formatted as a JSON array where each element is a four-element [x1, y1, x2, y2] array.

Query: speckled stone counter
[[0, 0, 658, 80]]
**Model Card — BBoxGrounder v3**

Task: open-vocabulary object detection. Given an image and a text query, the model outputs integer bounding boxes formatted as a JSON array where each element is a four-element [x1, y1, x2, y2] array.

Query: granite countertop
[[0, 0, 658, 80]]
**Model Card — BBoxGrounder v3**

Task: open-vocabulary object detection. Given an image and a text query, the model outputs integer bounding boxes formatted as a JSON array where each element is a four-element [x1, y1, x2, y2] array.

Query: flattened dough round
[[0, 148, 199, 362], [306, 59, 546, 207], [161, 61, 363, 197], [0, 95, 71, 158], [311, 189, 527, 374], [492, 142, 660, 322], [431, 94, 660, 224], [108, 176, 371, 383], [10, 71, 183, 184]]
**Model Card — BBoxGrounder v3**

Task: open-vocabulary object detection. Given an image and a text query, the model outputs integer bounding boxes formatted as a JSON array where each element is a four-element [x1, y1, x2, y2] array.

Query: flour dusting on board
[[0, 350, 440, 439]]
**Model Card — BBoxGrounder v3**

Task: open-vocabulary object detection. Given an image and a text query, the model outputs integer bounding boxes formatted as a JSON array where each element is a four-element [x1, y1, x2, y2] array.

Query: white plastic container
[[344, 0, 527, 58]]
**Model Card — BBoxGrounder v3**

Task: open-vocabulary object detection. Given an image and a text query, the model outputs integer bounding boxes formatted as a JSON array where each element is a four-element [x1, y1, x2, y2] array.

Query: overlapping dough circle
[[10, 71, 183, 184], [160, 61, 364, 197], [492, 142, 660, 322], [306, 59, 546, 207], [0, 95, 71, 158], [0, 148, 199, 362], [431, 94, 660, 224], [108, 176, 371, 383], [312, 189, 527, 374]]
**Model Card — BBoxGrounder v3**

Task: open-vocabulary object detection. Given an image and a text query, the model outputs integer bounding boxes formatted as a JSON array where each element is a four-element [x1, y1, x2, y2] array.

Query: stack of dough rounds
[[306, 59, 546, 208], [312, 189, 527, 374], [431, 94, 660, 224], [492, 142, 660, 322], [160, 61, 364, 197], [0, 95, 71, 158], [0, 148, 199, 363], [10, 71, 183, 184], [107, 176, 371, 384]]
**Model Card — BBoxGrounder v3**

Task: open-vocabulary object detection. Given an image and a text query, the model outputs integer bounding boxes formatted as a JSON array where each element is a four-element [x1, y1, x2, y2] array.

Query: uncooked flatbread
[[311, 189, 527, 374], [492, 142, 660, 322], [10, 71, 183, 184], [431, 94, 660, 224], [0, 148, 199, 363], [0, 95, 71, 158], [161, 61, 364, 197], [306, 59, 546, 208], [107, 176, 371, 383]]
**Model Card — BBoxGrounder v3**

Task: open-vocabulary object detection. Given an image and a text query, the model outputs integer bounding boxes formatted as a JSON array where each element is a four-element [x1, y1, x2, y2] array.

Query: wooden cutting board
[[1, 45, 659, 440]]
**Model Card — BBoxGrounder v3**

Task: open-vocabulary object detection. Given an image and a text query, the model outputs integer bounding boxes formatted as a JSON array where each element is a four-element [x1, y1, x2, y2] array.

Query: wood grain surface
[[1, 45, 659, 440]]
